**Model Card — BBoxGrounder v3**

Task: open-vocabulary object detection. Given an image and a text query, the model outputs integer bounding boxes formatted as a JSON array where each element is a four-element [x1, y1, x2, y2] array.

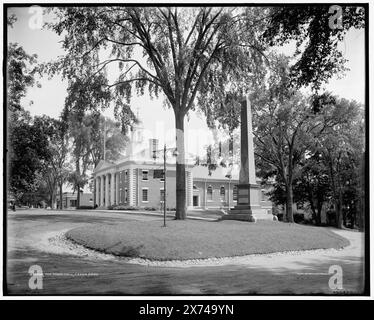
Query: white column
[[113, 173, 116, 205], [95, 177, 99, 207], [105, 173, 109, 208], [116, 173, 120, 205], [110, 172, 115, 206], [100, 175, 105, 207], [129, 168, 134, 206], [188, 170, 193, 208]]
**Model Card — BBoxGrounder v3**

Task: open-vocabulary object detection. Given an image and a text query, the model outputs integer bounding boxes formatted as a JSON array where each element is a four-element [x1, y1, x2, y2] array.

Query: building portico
[[93, 158, 194, 210]]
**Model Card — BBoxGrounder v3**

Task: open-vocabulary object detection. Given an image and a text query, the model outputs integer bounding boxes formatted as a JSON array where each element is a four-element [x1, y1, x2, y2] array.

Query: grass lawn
[[66, 220, 350, 261]]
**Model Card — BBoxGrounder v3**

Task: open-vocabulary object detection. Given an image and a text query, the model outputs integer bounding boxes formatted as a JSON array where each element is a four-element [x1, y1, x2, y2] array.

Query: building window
[[233, 186, 238, 201], [220, 186, 225, 201], [207, 186, 213, 201], [125, 188, 128, 203], [70, 199, 77, 207], [160, 189, 165, 202], [142, 170, 149, 181], [154, 169, 164, 182], [142, 188, 149, 202]]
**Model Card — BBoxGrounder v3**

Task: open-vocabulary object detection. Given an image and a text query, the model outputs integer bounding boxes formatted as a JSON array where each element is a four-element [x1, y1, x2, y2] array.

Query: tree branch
[[107, 77, 159, 88]]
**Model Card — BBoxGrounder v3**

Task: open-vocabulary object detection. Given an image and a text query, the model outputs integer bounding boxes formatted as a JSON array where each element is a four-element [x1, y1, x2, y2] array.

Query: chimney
[[149, 138, 159, 159]]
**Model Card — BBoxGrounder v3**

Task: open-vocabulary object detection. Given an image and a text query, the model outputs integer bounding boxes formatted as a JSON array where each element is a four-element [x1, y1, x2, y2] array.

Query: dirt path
[[6, 209, 365, 295]]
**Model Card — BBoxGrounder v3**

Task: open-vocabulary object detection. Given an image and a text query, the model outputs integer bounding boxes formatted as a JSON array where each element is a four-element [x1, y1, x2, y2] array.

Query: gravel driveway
[[5, 209, 366, 295]]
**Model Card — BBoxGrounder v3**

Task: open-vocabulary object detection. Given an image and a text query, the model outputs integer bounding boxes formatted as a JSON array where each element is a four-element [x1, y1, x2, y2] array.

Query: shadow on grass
[[104, 241, 145, 257], [8, 213, 125, 225]]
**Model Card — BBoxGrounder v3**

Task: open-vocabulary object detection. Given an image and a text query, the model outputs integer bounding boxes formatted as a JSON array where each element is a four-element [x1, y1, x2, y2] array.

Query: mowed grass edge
[[65, 220, 350, 261]]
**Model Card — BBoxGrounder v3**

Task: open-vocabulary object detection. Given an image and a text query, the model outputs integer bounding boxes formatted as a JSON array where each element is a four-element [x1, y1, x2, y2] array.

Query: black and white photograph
[[1, 1, 370, 301]]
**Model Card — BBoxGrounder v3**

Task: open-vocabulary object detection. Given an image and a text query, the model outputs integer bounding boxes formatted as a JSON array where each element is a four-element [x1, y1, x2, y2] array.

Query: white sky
[[7, 6, 365, 157]]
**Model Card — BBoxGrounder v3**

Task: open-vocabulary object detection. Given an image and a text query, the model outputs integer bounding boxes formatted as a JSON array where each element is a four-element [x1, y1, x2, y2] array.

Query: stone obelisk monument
[[222, 95, 269, 222]]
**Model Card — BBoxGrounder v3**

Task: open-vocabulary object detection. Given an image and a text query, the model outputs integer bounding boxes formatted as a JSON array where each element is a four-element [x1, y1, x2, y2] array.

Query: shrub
[[144, 207, 157, 211], [77, 205, 94, 210], [293, 213, 305, 224], [276, 213, 305, 223], [327, 210, 337, 226], [277, 213, 284, 221], [112, 205, 139, 211]]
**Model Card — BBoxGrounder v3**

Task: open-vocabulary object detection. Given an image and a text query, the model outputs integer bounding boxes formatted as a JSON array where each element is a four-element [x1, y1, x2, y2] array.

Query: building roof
[[94, 159, 116, 171], [192, 165, 239, 181]]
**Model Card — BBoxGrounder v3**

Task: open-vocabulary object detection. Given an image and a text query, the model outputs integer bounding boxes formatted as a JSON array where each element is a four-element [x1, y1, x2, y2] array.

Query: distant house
[[56, 192, 94, 209]]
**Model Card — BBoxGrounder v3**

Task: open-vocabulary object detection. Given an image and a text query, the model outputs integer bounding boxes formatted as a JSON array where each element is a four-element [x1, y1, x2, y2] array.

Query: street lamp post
[[153, 144, 178, 227]]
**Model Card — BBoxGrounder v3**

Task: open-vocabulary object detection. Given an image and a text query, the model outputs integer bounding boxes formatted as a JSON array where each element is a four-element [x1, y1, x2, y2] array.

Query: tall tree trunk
[[308, 189, 317, 224], [77, 185, 81, 208], [49, 193, 53, 209], [336, 190, 343, 229], [49, 185, 57, 209], [59, 183, 63, 210], [358, 152, 365, 231], [316, 200, 322, 226], [52, 191, 57, 209], [175, 111, 186, 220], [76, 159, 81, 208], [285, 183, 294, 222], [351, 201, 356, 229]]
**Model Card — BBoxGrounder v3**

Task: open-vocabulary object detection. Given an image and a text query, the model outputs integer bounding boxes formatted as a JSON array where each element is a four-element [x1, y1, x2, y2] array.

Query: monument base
[[221, 206, 256, 222], [221, 207, 275, 222], [220, 184, 276, 222], [222, 184, 256, 222]]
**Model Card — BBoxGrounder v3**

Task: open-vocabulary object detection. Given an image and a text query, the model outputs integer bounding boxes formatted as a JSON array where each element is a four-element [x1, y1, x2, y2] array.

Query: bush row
[[107, 205, 176, 211], [77, 205, 94, 210]]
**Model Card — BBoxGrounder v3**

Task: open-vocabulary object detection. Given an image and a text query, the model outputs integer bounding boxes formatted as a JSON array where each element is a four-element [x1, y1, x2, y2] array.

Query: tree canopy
[[262, 5, 365, 90], [46, 6, 271, 218]]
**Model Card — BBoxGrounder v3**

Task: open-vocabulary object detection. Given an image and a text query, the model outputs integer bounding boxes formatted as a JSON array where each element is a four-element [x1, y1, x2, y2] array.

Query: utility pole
[[153, 144, 178, 226], [103, 117, 106, 161], [228, 177, 231, 210]]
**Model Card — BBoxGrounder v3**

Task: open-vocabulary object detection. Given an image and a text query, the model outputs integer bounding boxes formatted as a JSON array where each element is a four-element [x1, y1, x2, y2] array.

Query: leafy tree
[[293, 153, 331, 225], [46, 6, 365, 219], [7, 43, 40, 114], [18, 171, 51, 208], [31, 115, 71, 209], [202, 5, 365, 222], [315, 96, 364, 228], [65, 110, 93, 208], [62, 109, 127, 207], [248, 54, 323, 222], [254, 92, 320, 223], [85, 113, 128, 167], [257, 91, 364, 228], [8, 112, 51, 203], [7, 15, 44, 205], [340, 155, 362, 228], [262, 5, 365, 91], [47, 6, 269, 219]]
